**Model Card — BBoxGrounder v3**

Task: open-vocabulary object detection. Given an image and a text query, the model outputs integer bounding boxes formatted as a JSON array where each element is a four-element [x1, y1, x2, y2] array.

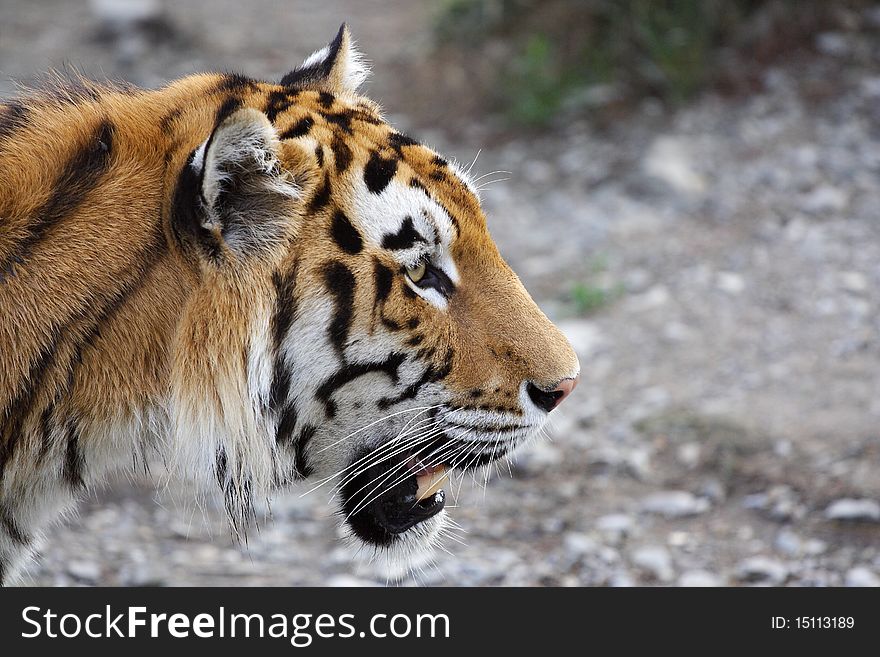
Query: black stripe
[[308, 175, 332, 213], [315, 353, 407, 418], [215, 448, 228, 487], [364, 152, 398, 194], [214, 73, 259, 94], [270, 263, 298, 411], [276, 405, 298, 446], [323, 261, 356, 355], [265, 89, 298, 123], [271, 265, 299, 353], [321, 110, 354, 134], [318, 92, 335, 108], [0, 119, 115, 282], [330, 136, 352, 173], [280, 116, 314, 140], [215, 447, 255, 533], [409, 177, 428, 195], [159, 107, 182, 135], [0, 101, 29, 142], [373, 260, 393, 305], [377, 348, 454, 410], [0, 338, 65, 483], [294, 425, 315, 478], [315, 145, 324, 168], [388, 132, 419, 153], [381, 216, 427, 251], [170, 150, 221, 261], [0, 504, 29, 545], [330, 210, 363, 255], [37, 402, 56, 461], [63, 421, 85, 489]]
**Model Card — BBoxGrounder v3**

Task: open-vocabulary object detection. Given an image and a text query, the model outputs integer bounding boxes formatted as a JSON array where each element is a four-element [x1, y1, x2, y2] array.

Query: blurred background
[[3, 0, 879, 586]]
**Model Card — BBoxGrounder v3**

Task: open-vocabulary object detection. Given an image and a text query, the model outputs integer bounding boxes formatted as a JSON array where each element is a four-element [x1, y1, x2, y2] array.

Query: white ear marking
[[283, 24, 370, 95], [301, 45, 331, 70]]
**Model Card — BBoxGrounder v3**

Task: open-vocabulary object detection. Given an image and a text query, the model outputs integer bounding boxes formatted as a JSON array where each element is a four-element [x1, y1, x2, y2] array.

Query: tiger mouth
[[339, 439, 508, 547]]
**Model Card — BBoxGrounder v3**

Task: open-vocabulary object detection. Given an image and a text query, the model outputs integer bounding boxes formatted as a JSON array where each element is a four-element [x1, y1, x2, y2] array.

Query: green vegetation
[[434, 0, 861, 126], [567, 255, 624, 315], [570, 281, 619, 315]]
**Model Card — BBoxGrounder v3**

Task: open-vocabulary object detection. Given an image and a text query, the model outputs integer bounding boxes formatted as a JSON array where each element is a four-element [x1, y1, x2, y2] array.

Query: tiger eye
[[406, 262, 426, 283]]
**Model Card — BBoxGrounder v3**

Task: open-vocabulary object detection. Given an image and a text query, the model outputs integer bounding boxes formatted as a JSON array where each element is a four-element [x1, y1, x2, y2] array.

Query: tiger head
[[167, 26, 579, 568]]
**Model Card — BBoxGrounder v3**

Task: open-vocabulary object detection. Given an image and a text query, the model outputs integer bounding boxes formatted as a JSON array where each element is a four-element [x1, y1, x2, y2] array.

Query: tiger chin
[[0, 25, 579, 585]]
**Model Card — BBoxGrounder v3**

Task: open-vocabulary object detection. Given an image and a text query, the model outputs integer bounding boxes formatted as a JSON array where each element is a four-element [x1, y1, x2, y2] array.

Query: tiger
[[0, 25, 579, 585]]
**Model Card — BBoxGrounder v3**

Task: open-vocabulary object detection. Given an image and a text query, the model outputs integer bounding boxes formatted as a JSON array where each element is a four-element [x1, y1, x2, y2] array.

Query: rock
[[596, 514, 635, 543], [641, 491, 710, 518], [607, 570, 636, 587], [736, 557, 788, 585], [700, 479, 726, 503], [643, 136, 707, 196], [804, 539, 827, 556], [775, 529, 803, 556], [512, 440, 563, 477], [716, 272, 745, 295], [623, 268, 652, 293], [815, 32, 851, 57], [598, 546, 621, 565], [678, 570, 723, 587], [839, 271, 868, 294], [626, 285, 670, 312], [799, 185, 848, 215], [676, 442, 701, 468], [563, 532, 599, 559], [663, 321, 695, 342], [67, 560, 101, 583], [845, 567, 880, 587], [825, 499, 880, 522], [631, 545, 674, 582], [742, 486, 804, 521]]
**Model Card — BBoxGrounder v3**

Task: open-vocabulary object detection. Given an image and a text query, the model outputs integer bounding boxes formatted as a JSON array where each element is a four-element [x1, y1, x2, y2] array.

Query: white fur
[[201, 111, 300, 219], [348, 178, 459, 309], [299, 28, 370, 94]]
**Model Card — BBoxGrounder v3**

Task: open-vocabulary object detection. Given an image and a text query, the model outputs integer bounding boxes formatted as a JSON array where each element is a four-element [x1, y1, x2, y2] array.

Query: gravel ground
[[3, 1, 879, 587]]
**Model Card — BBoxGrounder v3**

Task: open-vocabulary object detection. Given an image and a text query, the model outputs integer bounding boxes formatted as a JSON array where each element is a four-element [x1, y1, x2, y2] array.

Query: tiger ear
[[194, 106, 301, 262], [280, 24, 369, 95]]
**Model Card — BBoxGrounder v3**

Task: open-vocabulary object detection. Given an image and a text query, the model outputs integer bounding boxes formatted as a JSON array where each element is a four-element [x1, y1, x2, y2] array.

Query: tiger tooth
[[416, 465, 449, 501]]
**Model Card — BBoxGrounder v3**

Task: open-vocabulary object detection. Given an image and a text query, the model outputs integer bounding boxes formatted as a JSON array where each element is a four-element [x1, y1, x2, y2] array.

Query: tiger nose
[[526, 375, 579, 413]]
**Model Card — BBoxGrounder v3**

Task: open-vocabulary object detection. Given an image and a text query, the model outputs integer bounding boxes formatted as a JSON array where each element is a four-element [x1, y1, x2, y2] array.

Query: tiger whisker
[[301, 416, 442, 497], [470, 169, 511, 182], [329, 420, 445, 496], [344, 428, 461, 518], [345, 429, 475, 520], [329, 417, 442, 488], [476, 177, 511, 191], [339, 426, 451, 514], [313, 404, 442, 455], [464, 148, 482, 176]]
